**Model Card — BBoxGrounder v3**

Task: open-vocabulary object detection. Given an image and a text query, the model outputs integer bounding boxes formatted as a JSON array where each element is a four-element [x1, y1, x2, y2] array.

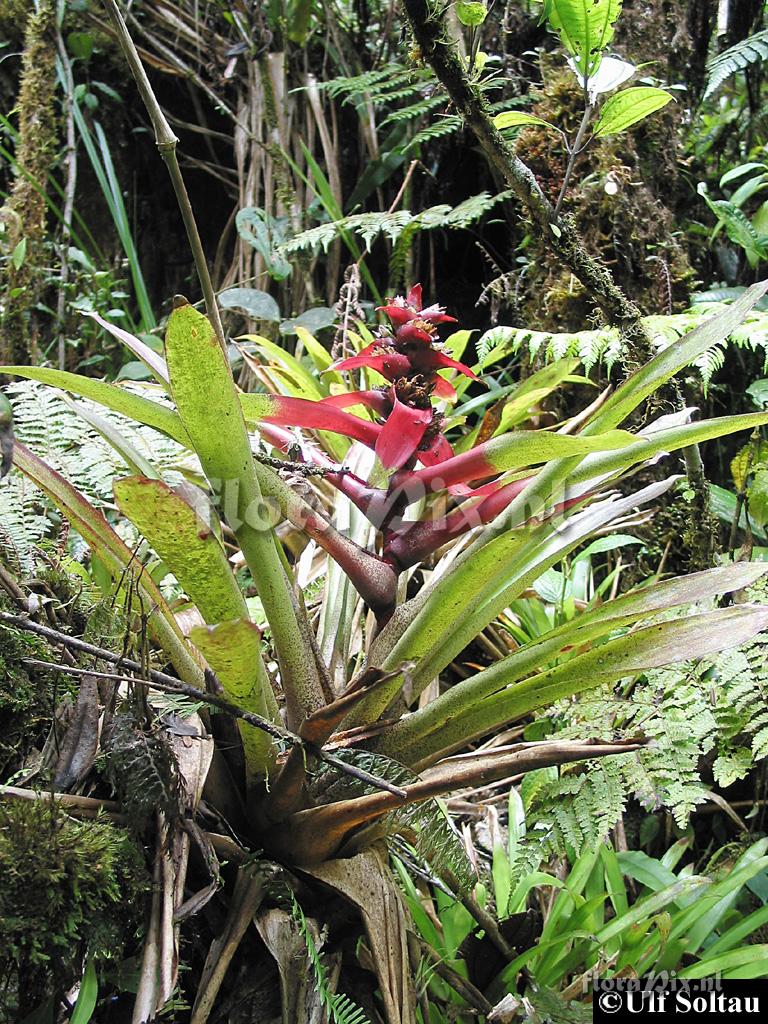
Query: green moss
[[0, 0, 30, 44], [0, 612, 57, 778], [0, 0, 58, 364], [0, 798, 148, 1017]]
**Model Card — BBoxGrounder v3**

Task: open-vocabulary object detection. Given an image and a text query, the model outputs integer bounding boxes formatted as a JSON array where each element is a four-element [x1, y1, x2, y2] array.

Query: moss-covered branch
[[403, 0, 716, 563], [402, 0, 653, 360], [0, 0, 57, 367]]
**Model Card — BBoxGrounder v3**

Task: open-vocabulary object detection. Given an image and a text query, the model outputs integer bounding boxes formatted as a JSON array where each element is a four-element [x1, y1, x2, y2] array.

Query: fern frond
[[278, 194, 510, 258], [310, 749, 475, 891], [476, 301, 768, 388], [0, 380, 190, 571], [516, 577, 768, 859], [381, 94, 447, 127], [704, 29, 768, 100], [290, 895, 372, 1024], [405, 115, 463, 150], [103, 711, 185, 829], [318, 65, 432, 107], [512, 759, 629, 876]]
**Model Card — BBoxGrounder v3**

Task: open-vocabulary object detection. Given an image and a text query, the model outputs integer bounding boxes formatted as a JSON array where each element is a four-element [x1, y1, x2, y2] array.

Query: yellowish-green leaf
[[456, 0, 487, 27], [748, 468, 768, 528], [12, 442, 204, 687], [493, 111, 560, 132], [732, 440, 768, 491], [0, 366, 190, 446], [593, 86, 673, 137], [166, 300, 325, 725], [544, 0, 623, 80], [190, 619, 278, 778], [113, 476, 246, 625]]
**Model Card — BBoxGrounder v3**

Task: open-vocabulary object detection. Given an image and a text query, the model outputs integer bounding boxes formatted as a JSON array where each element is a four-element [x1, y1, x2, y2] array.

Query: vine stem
[[100, 0, 225, 348]]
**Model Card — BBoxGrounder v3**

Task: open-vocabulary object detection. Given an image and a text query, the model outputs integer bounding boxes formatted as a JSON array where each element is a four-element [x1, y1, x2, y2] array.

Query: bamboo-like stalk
[[100, 0, 225, 348]]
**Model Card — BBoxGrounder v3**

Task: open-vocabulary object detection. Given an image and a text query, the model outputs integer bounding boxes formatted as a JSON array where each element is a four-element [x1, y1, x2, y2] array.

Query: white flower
[[569, 56, 636, 104]]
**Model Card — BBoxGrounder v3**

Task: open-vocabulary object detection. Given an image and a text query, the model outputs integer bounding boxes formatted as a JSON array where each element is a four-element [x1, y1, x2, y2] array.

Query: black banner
[[592, 976, 765, 1021]]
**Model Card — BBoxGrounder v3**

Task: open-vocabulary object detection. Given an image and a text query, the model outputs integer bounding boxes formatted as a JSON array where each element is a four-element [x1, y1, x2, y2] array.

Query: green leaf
[[616, 850, 680, 893], [70, 957, 98, 1024], [747, 378, 768, 408], [704, 904, 768, 958], [365, 479, 678, 743], [732, 442, 757, 491], [165, 300, 324, 724], [493, 110, 559, 132], [484, 426, 639, 473], [543, 0, 623, 81], [0, 366, 189, 446], [189, 619, 278, 776], [62, 395, 159, 479], [720, 162, 767, 188], [586, 281, 768, 432], [218, 287, 281, 322], [698, 184, 768, 267], [573, 533, 642, 562], [456, 1, 487, 26], [67, 31, 94, 61], [113, 476, 246, 625], [593, 87, 673, 136], [237, 331, 348, 461], [414, 605, 768, 759], [280, 307, 336, 337], [573, 410, 768, 488], [11, 237, 27, 270], [12, 441, 203, 687], [710, 483, 768, 541], [83, 311, 169, 386], [294, 325, 334, 372], [236, 207, 292, 281], [683, 945, 768, 979], [237, 333, 324, 400], [748, 468, 768, 527], [667, 843, 768, 951], [595, 878, 710, 945]]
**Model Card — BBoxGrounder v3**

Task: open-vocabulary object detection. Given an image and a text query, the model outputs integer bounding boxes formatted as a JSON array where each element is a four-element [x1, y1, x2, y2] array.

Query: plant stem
[[402, 0, 650, 354], [100, 0, 225, 347], [554, 86, 592, 217]]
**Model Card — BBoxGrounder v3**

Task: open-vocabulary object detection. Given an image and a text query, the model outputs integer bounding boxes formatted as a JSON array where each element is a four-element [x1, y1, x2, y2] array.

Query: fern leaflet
[[704, 29, 768, 100]]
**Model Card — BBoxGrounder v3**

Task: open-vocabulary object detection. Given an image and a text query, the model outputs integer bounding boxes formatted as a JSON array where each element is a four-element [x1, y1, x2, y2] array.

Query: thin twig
[[100, 0, 225, 347], [414, 934, 493, 1014], [3, 618, 405, 798], [386, 159, 419, 217], [0, 783, 124, 820]]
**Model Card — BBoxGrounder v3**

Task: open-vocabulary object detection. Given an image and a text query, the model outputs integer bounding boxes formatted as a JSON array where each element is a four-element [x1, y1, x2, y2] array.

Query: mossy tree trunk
[[0, 0, 58, 367]]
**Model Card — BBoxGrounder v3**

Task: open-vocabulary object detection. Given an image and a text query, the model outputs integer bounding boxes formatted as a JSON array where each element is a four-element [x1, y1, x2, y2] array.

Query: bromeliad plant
[[5, 283, 768, 1018]]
